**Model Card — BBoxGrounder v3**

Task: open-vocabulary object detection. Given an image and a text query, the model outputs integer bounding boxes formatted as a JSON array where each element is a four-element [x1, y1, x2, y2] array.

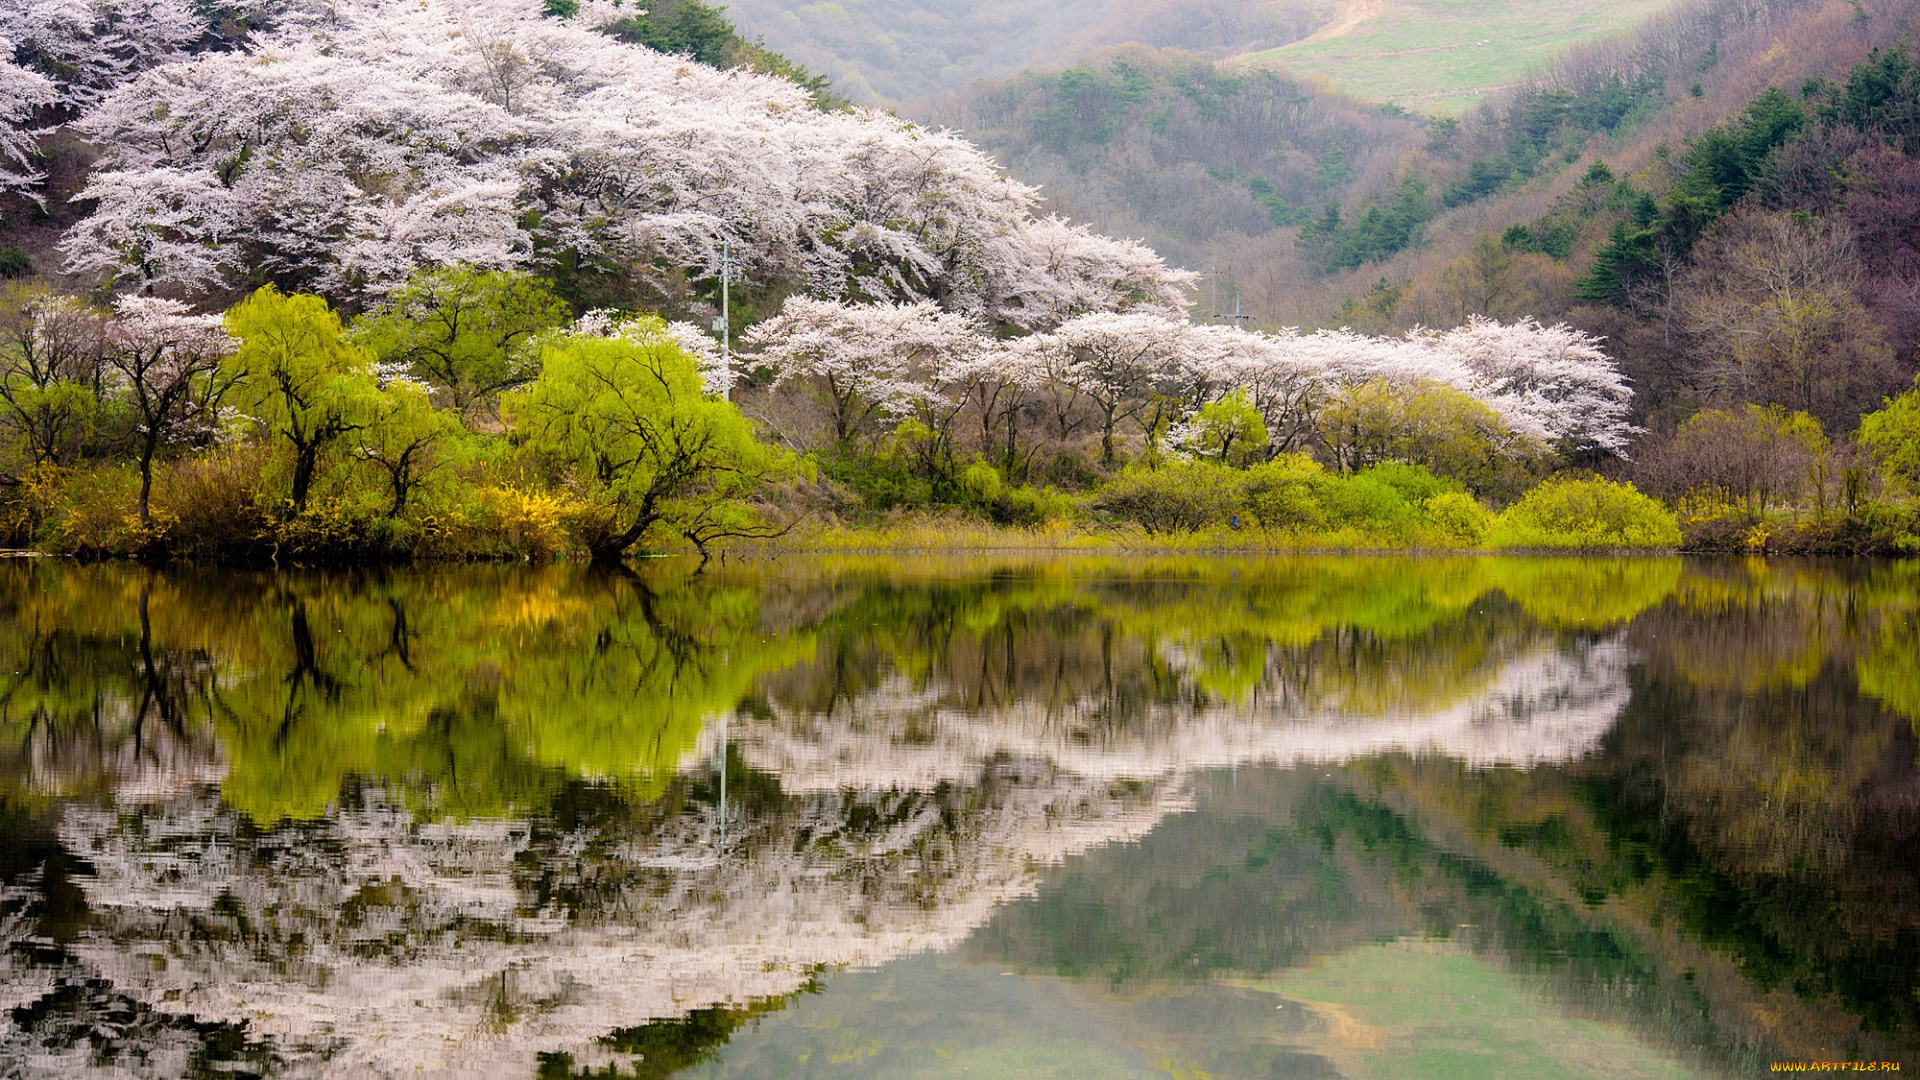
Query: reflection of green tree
[[1854, 563, 1920, 744], [0, 553, 1705, 830], [0, 563, 812, 824], [759, 556, 1679, 724], [1482, 557, 1682, 630]]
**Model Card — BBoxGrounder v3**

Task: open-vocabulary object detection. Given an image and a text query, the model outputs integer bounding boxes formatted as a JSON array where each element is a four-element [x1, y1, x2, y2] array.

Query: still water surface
[[1, 556, 1916, 1078]]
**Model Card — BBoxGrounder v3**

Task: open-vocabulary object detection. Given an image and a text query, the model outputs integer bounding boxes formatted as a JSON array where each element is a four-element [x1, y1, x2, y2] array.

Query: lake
[[0, 555, 1915, 1078]]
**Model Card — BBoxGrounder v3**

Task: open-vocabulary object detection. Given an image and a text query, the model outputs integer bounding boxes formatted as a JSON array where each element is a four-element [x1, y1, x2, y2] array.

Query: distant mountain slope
[[717, 0, 1321, 107], [931, 0, 1920, 444], [931, 46, 1421, 271], [718, 0, 1685, 112], [1236, 0, 1674, 115]]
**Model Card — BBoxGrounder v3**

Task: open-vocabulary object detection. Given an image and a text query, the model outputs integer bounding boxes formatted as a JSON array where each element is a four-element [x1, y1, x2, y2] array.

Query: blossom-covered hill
[[5, 0, 1192, 328]]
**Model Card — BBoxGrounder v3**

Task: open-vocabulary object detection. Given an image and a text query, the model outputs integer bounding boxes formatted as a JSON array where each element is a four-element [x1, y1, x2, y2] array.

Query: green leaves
[[351, 267, 570, 418], [225, 287, 380, 514], [506, 319, 808, 561]]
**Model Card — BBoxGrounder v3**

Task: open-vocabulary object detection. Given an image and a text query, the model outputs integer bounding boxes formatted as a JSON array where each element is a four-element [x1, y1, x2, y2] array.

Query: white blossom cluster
[[54, 0, 1192, 323], [0, 43, 56, 199], [0, 0, 204, 112], [746, 300, 1639, 458]]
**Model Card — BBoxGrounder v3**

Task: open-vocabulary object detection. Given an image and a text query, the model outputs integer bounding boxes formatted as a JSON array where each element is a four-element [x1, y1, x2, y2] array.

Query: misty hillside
[[928, 0, 1920, 444], [720, 0, 1693, 112], [717, 0, 1323, 106], [930, 46, 1423, 272]]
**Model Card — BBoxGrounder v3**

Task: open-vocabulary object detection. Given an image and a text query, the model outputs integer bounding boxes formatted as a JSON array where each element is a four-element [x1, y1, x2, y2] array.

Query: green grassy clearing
[[1237, 0, 1672, 115]]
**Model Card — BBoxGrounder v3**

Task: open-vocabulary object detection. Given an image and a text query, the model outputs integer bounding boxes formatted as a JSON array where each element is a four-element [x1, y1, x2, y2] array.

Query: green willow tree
[[353, 379, 449, 518], [506, 320, 809, 563], [225, 287, 378, 515]]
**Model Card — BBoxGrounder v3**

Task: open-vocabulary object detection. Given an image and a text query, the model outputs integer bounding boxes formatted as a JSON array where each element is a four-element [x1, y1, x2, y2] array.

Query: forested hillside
[[1302, 0, 1920, 443], [717, 0, 1322, 107], [937, 0, 1920, 433], [931, 47, 1423, 272]]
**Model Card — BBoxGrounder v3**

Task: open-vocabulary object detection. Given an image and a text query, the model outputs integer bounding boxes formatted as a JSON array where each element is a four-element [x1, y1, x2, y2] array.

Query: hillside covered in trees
[[928, 0, 1920, 543], [712, 0, 1324, 107], [4, 0, 1920, 562]]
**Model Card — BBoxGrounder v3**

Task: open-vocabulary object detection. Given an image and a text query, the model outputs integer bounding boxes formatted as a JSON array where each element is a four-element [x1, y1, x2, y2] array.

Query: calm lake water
[[1, 555, 1916, 1079]]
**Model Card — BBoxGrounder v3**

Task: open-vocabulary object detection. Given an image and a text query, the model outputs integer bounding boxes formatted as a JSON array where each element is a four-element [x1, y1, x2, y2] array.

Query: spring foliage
[[505, 319, 807, 560]]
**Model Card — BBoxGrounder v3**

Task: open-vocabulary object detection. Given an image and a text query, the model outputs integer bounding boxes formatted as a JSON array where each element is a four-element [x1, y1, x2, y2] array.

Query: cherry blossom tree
[[0, 53, 56, 200], [1017, 313, 1218, 464], [62, 167, 239, 293], [952, 343, 1047, 475], [744, 298, 981, 449], [61, 0, 1193, 323], [1422, 316, 1639, 457], [1, 0, 203, 111], [104, 295, 234, 526]]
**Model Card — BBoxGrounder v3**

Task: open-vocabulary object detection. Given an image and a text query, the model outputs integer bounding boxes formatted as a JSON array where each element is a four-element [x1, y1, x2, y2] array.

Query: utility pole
[[1214, 291, 1254, 329]]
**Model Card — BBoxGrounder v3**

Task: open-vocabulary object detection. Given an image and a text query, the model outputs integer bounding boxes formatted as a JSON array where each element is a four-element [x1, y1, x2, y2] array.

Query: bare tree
[[1675, 209, 1900, 433]]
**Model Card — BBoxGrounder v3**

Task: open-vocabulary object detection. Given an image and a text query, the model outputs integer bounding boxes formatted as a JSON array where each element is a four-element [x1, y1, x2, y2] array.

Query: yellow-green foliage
[[0, 553, 1697, 823], [1861, 376, 1920, 496], [0, 565, 815, 823], [1092, 460, 1245, 533], [1090, 456, 1510, 548], [224, 287, 383, 517], [1487, 474, 1681, 549], [1483, 557, 1683, 628], [1319, 378, 1545, 500], [505, 320, 809, 559], [350, 266, 570, 415], [1185, 389, 1268, 467], [1424, 491, 1495, 544]]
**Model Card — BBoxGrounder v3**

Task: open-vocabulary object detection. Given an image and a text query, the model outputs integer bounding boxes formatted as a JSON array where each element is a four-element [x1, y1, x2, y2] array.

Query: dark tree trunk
[[136, 433, 160, 527], [290, 443, 319, 513]]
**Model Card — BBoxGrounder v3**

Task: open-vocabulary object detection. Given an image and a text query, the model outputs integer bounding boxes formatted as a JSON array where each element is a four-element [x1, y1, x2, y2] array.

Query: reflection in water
[[0, 556, 1915, 1077]]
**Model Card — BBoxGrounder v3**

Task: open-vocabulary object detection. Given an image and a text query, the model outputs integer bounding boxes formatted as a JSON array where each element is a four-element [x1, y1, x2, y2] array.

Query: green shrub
[[822, 451, 931, 512], [984, 484, 1073, 526], [1242, 454, 1327, 529], [959, 460, 1002, 503], [1315, 473, 1420, 534], [1423, 491, 1494, 545], [1241, 456, 1436, 539], [1319, 378, 1546, 499], [0, 248, 31, 278], [1093, 461, 1243, 533], [1487, 474, 1681, 549], [1357, 461, 1461, 503]]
